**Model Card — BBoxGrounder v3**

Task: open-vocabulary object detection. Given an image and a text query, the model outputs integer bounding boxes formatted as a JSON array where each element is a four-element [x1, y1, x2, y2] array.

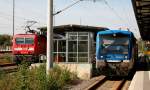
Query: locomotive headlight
[[14, 48, 22, 50], [28, 48, 34, 51], [101, 56, 103, 58]]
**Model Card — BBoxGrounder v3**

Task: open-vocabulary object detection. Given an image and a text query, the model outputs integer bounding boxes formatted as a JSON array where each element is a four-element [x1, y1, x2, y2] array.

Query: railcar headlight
[[125, 56, 128, 59], [100, 56, 103, 58]]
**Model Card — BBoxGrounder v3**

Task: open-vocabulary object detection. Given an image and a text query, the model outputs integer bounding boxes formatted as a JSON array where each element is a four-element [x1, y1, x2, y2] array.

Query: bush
[[0, 63, 76, 90], [47, 66, 72, 90]]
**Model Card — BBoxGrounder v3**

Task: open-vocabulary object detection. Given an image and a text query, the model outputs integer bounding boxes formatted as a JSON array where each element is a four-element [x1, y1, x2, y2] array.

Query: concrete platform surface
[[129, 71, 150, 90]]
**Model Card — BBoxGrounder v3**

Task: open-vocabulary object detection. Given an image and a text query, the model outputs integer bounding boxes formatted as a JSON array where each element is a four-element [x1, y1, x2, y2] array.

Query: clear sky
[[0, 0, 141, 39]]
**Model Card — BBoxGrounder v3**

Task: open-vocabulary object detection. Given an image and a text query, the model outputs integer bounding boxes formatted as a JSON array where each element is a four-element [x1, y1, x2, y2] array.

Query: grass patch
[[0, 62, 77, 90]]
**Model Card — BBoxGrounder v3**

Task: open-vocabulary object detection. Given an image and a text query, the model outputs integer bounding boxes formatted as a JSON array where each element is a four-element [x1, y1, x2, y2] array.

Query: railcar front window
[[25, 38, 34, 44], [100, 34, 129, 54], [16, 38, 24, 44]]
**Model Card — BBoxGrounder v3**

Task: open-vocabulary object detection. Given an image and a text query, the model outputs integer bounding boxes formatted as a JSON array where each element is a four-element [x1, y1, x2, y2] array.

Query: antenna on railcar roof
[[118, 27, 130, 31]]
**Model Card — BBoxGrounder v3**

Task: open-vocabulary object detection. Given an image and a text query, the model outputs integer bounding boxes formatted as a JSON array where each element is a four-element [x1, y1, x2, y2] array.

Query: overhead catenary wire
[[119, 0, 136, 29], [0, 0, 45, 34], [53, 0, 83, 15], [0, 11, 46, 28], [103, 0, 125, 23], [0, 11, 32, 22], [103, 0, 132, 29], [0, 11, 44, 25]]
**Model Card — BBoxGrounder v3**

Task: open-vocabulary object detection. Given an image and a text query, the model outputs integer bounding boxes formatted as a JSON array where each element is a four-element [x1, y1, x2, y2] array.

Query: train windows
[[16, 38, 24, 44], [15, 38, 34, 44], [25, 38, 34, 44], [100, 35, 129, 54]]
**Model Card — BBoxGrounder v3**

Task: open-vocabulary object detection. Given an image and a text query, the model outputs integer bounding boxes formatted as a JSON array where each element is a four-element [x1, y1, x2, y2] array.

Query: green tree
[[0, 34, 12, 46]]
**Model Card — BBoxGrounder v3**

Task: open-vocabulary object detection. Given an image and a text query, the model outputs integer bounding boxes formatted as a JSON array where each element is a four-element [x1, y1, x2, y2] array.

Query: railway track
[[0, 63, 16, 67], [85, 76, 130, 90], [0, 50, 12, 54], [0, 63, 18, 73]]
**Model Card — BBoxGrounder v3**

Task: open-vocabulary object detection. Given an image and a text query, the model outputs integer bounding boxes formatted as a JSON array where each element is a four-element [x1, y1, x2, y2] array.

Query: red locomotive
[[12, 33, 46, 63]]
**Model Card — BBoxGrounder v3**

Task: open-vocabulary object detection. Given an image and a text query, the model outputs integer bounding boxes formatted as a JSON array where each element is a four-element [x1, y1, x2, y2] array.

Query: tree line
[[0, 34, 12, 46]]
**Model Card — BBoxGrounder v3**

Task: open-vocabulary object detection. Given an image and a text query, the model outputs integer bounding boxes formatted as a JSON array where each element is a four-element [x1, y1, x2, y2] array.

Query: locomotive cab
[[12, 34, 36, 55], [12, 34, 46, 63]]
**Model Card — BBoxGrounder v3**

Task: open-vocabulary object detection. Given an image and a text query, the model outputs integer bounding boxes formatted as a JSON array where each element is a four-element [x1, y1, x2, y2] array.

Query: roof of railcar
[[97, 30, 133, 35]]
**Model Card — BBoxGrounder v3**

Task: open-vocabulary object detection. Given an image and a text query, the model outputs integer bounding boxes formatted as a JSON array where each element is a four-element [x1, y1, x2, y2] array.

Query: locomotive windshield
[[16, 38, 24, 44], [16, 38, 34, 44], [100, 34, 129, 54], [25, 38, 34, 44]]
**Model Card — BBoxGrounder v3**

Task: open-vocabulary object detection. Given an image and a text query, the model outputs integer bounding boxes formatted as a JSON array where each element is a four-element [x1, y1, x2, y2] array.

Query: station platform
[[129, 71, 150, 90]]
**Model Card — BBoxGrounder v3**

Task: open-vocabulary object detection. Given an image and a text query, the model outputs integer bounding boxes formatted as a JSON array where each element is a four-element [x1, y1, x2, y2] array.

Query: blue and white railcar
[[96, 30, 137, 76]]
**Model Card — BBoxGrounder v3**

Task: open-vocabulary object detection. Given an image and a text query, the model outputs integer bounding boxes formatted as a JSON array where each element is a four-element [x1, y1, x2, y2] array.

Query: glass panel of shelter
[[53, 32, 90, 63]]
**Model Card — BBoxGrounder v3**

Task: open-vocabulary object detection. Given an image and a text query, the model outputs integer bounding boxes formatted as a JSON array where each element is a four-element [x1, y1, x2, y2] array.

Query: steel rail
[[0, 63, 16, 67], [111, 79, 126, 90], [84, 76, 107, 90]]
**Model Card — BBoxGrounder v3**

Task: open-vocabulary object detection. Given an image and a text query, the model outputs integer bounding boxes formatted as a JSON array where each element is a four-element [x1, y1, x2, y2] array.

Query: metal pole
[[13, 0, 15, 36], [47, 0, 53, 74], [12, 0, 15, 63]]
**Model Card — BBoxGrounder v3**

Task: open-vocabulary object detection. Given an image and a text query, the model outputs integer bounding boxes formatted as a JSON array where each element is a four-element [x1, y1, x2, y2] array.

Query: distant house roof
[[39, 24, 108, 34]]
